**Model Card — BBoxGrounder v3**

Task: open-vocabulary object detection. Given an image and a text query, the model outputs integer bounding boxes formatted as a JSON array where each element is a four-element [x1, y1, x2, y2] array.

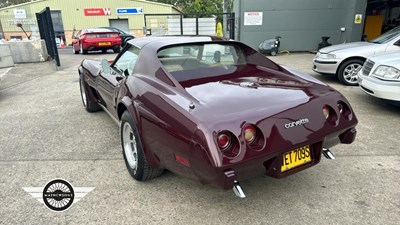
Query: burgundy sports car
[[78, 36, 358, 198]]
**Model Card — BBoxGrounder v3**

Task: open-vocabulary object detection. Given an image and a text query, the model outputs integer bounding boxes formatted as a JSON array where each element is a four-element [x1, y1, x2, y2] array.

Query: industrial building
[[0, 0, 399, 52], [233, 0, 400, 51], [0, 0, 181, 45]]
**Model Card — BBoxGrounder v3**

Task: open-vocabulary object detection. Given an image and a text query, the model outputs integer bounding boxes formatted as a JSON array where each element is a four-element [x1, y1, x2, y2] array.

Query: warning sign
[[355, 14, 362, 24], [244, 12, 263, 26]]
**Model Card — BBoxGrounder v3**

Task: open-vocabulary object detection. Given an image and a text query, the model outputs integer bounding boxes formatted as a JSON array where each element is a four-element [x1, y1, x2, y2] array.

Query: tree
[[0, 0, 32, 8], [152, 0, 223, 15]]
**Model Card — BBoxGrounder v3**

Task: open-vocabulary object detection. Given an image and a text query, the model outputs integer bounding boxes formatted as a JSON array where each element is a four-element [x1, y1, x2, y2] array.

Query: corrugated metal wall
[[0, 0, 180, 32], [234, 0, 368, 51]]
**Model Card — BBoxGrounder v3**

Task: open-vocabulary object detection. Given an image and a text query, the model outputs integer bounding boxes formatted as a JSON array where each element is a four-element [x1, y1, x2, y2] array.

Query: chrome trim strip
[[98, 104, 121, 127]]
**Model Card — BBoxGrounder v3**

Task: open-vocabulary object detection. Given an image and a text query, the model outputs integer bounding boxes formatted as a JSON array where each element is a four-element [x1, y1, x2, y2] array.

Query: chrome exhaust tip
[[322, 148, 336, 160], [233, 180, 246, 198]]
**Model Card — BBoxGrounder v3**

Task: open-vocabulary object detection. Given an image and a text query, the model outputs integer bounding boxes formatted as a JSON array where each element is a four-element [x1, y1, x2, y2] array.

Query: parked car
[[78, 37, 358, 198], [72, 28, 122, 54], [98, 27, 135, 47], [358, 51, 400, 106], [313, 26, 400, 86]]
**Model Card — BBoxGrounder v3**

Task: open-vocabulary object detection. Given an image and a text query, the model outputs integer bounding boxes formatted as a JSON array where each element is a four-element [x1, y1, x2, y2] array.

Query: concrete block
[[8, 40, 49, 64], [0, 42, 14, 68]]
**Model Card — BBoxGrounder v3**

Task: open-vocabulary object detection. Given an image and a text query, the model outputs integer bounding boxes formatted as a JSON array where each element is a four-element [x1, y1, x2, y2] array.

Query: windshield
[[371, 26, 400, 44]]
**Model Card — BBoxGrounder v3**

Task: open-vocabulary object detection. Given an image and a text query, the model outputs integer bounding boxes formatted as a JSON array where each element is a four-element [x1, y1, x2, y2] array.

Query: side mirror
[[101, 59, 111, 74]]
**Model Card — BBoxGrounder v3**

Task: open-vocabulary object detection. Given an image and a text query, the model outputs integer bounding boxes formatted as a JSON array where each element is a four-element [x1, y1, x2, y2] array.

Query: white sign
[[8, 19, 36, 25], [355, 14, 362, 24], [14, 9, 26, 19], [244, 12, 263, 26]]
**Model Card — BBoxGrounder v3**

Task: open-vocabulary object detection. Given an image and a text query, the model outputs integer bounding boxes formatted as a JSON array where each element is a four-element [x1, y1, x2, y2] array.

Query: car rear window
[[157, 43, 279, 82], [85, 33, 118, 38]]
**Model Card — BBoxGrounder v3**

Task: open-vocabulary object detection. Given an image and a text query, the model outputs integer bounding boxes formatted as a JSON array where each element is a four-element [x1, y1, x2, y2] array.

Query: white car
[[358, 51, 400, 105], [313, 26, 400, 86]]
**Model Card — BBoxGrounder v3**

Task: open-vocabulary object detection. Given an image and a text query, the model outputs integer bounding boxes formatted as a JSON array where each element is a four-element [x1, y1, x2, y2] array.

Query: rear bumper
[[82, 40, 121, 51], [194, 127, 357, 190]]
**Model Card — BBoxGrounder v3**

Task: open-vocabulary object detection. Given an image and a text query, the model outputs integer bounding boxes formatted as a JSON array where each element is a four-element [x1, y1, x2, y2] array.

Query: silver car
[[313, 26, 400, 86], [358, 52, 400, 106]]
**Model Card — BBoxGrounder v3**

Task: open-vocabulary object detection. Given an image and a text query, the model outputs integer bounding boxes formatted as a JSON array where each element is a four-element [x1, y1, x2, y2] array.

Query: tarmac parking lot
[[0, 49, 399, 224]]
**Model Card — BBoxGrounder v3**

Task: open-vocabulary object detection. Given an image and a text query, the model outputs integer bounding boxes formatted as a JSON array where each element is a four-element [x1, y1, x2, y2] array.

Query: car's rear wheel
[[337, 59, 364, 86], [80, 43, 88, 54], [121, 111, 163, 181], [101, 49, 107, 53], [79, 76, 101, 112]]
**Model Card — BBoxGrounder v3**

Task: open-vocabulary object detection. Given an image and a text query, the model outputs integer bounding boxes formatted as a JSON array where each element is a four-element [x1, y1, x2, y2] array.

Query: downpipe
[[233, 180, 246, 198], [322, 148, 336, 160]]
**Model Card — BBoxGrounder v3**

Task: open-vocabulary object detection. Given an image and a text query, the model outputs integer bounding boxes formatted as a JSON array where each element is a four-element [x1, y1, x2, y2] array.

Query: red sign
[[84, 8, 111, 16]]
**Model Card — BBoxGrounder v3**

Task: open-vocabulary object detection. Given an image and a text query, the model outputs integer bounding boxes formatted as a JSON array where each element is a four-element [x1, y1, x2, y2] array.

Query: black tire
[[101, 49, 107, 53], [113, 46, 121, 53], [337, 59, 364, 86], [79, 76, 101, 112], [80, 43, 88, 54], [121, 111, 163, 181]]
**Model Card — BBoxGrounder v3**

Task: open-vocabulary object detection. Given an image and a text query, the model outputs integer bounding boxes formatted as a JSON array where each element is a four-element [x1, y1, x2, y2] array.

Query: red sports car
[[78, 37, 358, 198], [72, 28, 121, 54]]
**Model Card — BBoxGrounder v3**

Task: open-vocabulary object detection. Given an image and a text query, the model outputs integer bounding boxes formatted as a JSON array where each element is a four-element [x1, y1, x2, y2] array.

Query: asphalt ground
[[0, 48, 399, 225]]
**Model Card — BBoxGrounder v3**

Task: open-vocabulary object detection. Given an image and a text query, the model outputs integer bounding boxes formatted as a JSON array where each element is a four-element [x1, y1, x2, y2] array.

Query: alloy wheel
[[122, 122, 138, 172], [79, 78, 87, 107], [342, 63, 362, 85]]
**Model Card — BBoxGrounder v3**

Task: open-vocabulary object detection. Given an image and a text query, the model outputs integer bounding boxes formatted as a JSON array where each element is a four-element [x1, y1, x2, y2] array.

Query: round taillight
[[338, 101, 352, 120], [217, 133, 231, 150], [244, 125, 256, 143], [322, 105, 330, 119]]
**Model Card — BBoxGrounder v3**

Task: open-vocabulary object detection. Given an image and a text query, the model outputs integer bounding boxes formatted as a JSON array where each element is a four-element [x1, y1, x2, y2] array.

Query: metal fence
[[144, 13, 235, 39]]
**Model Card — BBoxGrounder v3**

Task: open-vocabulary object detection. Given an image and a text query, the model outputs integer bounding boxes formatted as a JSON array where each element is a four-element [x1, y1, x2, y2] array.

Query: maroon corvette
[[78, 36, 358, 198]]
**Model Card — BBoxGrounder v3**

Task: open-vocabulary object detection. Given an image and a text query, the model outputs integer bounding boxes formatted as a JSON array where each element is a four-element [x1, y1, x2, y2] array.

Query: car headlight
[[316, 53, 336, 59], [372, 65, 400, 80]]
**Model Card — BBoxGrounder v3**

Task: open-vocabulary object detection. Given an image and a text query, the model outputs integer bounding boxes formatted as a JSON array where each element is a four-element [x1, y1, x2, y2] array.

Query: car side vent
[[362, 60, 375, 76]]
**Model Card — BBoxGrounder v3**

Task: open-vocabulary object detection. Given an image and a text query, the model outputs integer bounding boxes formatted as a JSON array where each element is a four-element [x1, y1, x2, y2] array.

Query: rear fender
[[118, 97, 161, 168]]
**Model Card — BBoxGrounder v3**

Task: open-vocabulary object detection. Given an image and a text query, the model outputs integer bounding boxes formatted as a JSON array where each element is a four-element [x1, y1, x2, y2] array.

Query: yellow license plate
[[99, 42, 111, 46], [281, 145, 312, 172]]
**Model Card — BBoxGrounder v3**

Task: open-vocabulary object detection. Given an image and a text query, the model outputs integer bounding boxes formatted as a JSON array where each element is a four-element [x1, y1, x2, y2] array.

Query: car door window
[[112, 46, 140, 76]]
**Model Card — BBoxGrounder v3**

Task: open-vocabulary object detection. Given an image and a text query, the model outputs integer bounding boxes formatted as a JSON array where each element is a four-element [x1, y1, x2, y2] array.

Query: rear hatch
[[84, 30, 121, 46]]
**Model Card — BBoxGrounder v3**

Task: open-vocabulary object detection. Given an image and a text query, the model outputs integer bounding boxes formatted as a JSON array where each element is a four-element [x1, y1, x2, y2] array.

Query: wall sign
[[354, 14, 362, 24], [116, 7, 143, 15], [244, 12, 263, 26], [84, 8, 111, 16], [14, 9, 26, 19], [8, 19, 36, 25]]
